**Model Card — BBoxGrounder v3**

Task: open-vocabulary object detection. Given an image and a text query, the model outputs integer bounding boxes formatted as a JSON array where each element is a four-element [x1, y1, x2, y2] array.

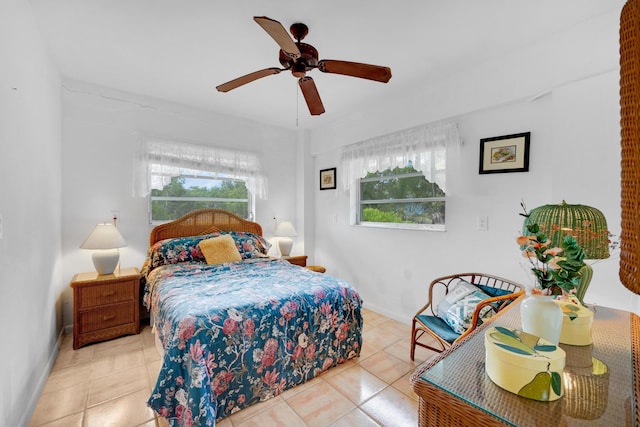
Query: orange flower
[[521, 250, 536, 259], [530, 287, 550, 296], [543, 247, 563, 257], [532, 240, 549, 249], [516, 235, 534, 246]]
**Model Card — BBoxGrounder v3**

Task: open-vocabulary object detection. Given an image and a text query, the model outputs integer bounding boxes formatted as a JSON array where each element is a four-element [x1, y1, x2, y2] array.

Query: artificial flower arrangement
[[517, 203, 587, 297]]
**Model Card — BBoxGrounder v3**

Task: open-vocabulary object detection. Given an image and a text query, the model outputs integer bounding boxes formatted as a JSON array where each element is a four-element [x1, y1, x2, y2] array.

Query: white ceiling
[[30, 0, 620, 130]]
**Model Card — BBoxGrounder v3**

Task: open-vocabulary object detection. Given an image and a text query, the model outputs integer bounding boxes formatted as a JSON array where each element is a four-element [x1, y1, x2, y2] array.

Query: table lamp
[[522, 201, 609, 303], [80, 223, 128, 274], [274, 221, 297, 257]]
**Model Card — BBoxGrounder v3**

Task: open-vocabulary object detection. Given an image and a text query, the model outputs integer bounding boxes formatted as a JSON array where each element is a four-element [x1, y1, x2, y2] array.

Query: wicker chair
[[410, 273, 525, 360]]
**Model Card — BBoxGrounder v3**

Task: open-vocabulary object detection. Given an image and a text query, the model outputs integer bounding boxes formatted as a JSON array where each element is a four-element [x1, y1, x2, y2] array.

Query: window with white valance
[[340, 122, 461, 229], [134, 138, 268, 199]]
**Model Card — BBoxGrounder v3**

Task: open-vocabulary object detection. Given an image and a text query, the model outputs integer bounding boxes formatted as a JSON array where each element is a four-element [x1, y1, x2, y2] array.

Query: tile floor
[[29, 308, 438, 427]]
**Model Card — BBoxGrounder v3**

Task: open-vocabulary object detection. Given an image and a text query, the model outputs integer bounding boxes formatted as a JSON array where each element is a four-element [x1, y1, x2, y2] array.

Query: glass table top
[[419, 303, 633, 426]]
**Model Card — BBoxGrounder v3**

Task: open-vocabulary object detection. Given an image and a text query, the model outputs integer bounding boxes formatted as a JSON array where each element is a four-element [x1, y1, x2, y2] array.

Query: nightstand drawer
[[78, 303, 136, 333], [77, 279, 136, 309], [283, 255, 307, 267]]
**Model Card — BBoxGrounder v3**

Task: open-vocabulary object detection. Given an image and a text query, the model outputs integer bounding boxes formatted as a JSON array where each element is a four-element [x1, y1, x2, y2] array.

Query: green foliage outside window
[[360, 165, 445, 225], [151, 176, 249, 221], [362, 208, 405, 223]]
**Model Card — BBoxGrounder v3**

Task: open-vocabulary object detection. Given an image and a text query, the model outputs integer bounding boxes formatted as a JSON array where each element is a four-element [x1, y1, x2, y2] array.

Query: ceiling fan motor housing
[[279, 42, 318, 76]]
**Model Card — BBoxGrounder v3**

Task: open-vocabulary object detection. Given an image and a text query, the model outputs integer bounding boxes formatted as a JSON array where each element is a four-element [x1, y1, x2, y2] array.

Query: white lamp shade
[[81, 223, 127, 275], [80, 223, 127, 249], [274, 221, 297, 237]]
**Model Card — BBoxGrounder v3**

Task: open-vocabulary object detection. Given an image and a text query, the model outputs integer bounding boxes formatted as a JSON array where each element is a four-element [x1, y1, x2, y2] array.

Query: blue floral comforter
[[144, 258, 362, 426]]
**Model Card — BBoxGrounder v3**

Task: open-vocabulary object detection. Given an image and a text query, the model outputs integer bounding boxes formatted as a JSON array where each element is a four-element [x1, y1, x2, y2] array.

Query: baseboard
[[18, 329, 64, 427], [362, 301, 412, 325]]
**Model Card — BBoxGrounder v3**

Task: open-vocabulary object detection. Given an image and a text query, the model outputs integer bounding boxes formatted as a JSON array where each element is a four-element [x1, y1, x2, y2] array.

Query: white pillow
[[444, 290, 495, 334], [437, 280, 478, 319]]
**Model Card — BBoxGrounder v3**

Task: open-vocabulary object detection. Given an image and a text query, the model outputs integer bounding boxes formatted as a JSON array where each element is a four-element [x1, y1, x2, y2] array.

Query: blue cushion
[[477, 284, 513, 297], [416, 314, 460, 343]]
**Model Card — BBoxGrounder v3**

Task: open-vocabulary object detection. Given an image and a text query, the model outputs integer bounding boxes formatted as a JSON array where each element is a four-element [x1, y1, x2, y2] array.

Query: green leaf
[[533, 345, 557, 352], [551, 372, 562, 395], [495, 343, 535, 355], [490, 332, 537, 355], [495, 326, 519, 340]]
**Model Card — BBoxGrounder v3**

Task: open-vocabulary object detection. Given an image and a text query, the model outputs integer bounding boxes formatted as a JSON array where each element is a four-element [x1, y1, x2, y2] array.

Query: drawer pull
[[103, 314, 116, 321], [103, 291, 116, 297]]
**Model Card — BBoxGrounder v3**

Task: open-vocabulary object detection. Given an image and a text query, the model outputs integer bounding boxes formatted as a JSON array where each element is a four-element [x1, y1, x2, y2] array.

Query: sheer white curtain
[[340, 122, 461, 191], [134, 138, 268, 198]]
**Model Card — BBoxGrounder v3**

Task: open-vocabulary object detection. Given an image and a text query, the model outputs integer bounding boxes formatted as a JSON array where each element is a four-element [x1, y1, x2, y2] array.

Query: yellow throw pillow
[[198, 234, 242, 265]]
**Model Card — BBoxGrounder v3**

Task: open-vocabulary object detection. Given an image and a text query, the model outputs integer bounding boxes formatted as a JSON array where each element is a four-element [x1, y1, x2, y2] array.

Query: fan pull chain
[[296, 82, 299, 127]]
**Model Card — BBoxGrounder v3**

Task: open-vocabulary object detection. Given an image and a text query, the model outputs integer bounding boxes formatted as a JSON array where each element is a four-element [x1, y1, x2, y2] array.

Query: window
[[359, 164, 445, 228], [341, 122, 459, 230], [150, 174, 251, 222], [134, 138, 267, 223]]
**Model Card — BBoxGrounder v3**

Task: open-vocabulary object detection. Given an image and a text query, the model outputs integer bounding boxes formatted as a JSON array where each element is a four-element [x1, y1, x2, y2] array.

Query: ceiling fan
[[216, 16, 392, 116]]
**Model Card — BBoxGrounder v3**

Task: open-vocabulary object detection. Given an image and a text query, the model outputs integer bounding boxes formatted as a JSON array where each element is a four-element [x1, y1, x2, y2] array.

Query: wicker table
[[410, 300, 639, 426]]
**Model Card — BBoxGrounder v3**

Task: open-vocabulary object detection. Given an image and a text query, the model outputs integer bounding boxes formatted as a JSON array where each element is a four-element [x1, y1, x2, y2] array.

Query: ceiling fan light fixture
[[291, 62, 307, 78]]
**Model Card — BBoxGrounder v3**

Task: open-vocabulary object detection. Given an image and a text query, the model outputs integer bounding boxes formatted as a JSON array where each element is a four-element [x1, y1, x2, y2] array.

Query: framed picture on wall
[[479, 132, 530, 174], [319, 167, 337, 190]]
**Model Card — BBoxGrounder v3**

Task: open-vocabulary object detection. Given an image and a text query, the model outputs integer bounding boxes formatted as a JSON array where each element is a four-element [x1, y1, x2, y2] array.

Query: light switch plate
[[477, 216, 488, 231]]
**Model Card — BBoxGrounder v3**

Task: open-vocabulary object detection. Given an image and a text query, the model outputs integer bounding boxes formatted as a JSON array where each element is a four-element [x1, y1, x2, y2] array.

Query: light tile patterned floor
[[29, 308, 437, 427]]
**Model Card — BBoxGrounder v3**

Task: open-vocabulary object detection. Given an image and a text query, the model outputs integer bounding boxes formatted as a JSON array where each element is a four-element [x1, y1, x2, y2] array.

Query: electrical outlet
[[111, 210, 120, 225], [477, 216, 489, 231]]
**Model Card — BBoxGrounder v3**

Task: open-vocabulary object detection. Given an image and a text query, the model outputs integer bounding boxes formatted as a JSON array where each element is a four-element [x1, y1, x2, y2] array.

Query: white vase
[[520, 293, 563, 345]]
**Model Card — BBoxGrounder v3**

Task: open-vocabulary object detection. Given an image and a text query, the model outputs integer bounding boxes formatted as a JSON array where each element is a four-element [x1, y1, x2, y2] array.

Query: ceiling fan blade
[[299, 77, 325, 115], [253, 16, 301, 59], [216, 68, 281, 92], [318, 60, 392, 83]]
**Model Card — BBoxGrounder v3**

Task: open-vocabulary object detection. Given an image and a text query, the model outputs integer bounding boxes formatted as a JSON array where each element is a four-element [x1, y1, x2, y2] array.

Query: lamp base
[[92, 249, 120, 275], [278, 237, 293, 257]]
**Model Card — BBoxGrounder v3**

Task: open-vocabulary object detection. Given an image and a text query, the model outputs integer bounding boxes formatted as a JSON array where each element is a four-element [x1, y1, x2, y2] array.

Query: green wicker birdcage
[[522, 201, 609, 303], [522, 201, 610, 260]]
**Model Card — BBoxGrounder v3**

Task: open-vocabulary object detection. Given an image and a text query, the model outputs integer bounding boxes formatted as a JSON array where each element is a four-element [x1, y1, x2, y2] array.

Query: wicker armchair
[[410, 273, 525, 360]]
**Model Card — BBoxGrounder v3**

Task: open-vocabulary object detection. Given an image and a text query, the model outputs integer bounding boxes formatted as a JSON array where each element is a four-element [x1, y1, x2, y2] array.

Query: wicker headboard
[[149, 209, 263, 246]]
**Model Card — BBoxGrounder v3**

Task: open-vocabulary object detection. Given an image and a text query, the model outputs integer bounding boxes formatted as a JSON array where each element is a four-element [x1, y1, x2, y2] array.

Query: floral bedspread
[[144, 258, 362, 426]]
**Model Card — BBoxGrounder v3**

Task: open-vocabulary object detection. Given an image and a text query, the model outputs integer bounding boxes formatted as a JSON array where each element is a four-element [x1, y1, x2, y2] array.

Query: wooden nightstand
[[70, 267, 140, 349], [282, 255, 307, 267]]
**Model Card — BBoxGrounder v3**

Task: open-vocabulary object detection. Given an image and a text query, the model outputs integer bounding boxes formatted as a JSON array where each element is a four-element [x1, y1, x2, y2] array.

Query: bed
[[141, 209, 363, 426]]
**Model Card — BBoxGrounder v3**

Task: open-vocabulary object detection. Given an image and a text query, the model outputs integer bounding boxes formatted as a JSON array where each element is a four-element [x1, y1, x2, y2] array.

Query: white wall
[[0, 1, 62, 425], [60, 81, 299, 330], [309, 4, 638, 322]]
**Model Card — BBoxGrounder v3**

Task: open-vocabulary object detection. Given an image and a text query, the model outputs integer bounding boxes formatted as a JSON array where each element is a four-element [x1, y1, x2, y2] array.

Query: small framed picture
[[319, 167, 337, 190], [479, 132, 530, 174]]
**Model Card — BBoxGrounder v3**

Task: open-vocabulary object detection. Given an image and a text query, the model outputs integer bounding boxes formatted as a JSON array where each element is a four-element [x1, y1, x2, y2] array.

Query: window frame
[[355, 168, 446, 232]]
